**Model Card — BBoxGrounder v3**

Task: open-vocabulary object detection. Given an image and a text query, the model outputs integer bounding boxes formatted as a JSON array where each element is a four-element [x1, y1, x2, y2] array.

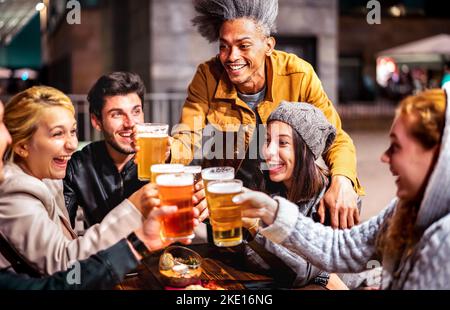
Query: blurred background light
[[376, 57, 397, 87], [35, 2, 45, 12]]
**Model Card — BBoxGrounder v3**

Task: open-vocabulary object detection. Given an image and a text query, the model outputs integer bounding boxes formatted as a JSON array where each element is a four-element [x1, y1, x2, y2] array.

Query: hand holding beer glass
[[184, 166, 209, 221], [135, 123, 169, 181], [207, 179, 243, 247], [156, 173, 196, 241]]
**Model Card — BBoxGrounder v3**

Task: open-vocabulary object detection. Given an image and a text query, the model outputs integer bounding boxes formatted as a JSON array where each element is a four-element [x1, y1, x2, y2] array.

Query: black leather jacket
[[0, 239, 138, 290], [64, 141, 147, 227]]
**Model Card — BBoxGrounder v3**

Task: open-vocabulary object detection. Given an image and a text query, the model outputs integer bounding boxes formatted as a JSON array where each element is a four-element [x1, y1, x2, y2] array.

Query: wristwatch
[[127, 232, 153, 258], [312, 272, 330, 288]]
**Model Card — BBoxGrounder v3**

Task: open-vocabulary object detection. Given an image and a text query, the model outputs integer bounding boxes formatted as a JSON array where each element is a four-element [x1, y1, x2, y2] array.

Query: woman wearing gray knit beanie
[[236, 88, 450, 289], [263, 101, 336, 205], [243, 101, 353, 289]]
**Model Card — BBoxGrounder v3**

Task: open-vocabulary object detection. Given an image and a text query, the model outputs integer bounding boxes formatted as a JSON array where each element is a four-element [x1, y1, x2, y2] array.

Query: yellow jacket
[[171, 50, 363, 194]]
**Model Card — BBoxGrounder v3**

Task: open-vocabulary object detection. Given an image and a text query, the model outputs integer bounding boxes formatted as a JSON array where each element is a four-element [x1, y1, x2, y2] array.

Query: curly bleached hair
[[192, 0, 278, 42]]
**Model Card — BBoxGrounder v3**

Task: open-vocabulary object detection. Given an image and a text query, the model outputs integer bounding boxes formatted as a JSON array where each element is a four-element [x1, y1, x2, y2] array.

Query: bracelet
[[127, 232, 152, 259]]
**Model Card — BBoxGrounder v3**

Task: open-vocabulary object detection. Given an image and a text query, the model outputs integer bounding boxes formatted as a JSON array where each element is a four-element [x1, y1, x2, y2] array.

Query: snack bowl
[[159, 246, 203, 287]]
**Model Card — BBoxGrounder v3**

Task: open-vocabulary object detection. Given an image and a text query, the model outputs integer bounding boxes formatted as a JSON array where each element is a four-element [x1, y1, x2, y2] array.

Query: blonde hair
[[4, 86, 74, 162], [377, 89, 446, 268]]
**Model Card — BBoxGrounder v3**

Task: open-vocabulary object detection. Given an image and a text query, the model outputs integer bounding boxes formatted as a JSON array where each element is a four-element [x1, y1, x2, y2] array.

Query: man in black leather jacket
[[63, 72, 148, 227], [0, 239, 137, 290]]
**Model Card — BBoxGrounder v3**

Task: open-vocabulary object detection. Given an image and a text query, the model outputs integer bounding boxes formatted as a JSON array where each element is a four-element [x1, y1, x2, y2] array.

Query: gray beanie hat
[[267, 101, 336, 160]]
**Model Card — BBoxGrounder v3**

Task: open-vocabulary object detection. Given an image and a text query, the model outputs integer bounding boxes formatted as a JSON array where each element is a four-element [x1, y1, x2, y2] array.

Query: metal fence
[[1, 93, 396, 142], [70, 93, 187, 141]]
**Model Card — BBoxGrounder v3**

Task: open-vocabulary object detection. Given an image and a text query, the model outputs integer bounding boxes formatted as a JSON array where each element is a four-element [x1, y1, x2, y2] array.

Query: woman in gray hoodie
[[235, 88, 450, 289]]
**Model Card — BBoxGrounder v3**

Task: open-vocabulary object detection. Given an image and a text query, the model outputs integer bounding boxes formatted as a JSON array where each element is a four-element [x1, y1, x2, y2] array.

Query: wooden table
[[116, 243, 324, 290]]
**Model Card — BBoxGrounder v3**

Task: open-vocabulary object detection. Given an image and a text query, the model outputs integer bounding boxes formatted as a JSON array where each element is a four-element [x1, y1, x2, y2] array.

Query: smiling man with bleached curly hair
[[170, 0, 364, 233]]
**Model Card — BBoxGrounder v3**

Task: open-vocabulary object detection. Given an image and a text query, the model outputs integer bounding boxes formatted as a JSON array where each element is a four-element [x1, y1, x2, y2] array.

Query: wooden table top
[[116, 243, 324, 290]]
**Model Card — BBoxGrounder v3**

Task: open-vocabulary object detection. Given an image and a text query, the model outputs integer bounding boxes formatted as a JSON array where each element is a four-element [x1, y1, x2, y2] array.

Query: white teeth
[[228, 64, 246, 70], [268, 162, 283, 168], [55, 156, 70, 161]]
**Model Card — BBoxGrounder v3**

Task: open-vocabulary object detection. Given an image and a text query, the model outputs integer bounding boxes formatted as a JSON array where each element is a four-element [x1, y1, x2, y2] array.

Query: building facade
[[43, 0, 339, 103]]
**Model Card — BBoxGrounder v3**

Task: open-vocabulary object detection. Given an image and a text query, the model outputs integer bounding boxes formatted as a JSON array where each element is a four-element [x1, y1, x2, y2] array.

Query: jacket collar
[[3, 162, 77, 238], [97, 141, 136, 175]]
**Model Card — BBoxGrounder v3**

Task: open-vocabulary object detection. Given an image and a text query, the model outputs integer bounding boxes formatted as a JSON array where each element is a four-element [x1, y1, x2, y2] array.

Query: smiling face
[[91, 93, 144, 156], [381, 115, 438, 203], [263, 121, 295, 189], [18, 106, 77, 180], [0, 102, 12, 183], [219, 18, 275, 94]]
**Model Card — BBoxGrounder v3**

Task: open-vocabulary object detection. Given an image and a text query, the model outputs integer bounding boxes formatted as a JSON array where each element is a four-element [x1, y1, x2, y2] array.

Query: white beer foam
[[207, 182, 242, 194], [151, 164, 184, 173], [201, 167, 234, 180], [156, 173, 193, 187], [136, 132, 168, 138]]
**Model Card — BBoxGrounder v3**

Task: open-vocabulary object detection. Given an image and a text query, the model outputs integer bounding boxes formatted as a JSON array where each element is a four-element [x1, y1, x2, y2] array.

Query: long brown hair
[[287, 130, 328, 203], [377, 89, 446, 266], [264, 127, 328, 203]]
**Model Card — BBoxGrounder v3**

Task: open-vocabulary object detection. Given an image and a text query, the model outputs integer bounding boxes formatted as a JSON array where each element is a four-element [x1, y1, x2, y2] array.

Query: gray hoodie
[[246, 189, 326, 287], [258, 85, 450, 290]]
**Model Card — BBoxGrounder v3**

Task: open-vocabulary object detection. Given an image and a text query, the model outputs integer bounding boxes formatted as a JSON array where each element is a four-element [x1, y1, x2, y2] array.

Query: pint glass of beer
[[136, 123, 169, 181], [207, 179, 243, 247], [150, 164, 184, 183], [156, 173, 195, 240], [202, 167, 235, 210]]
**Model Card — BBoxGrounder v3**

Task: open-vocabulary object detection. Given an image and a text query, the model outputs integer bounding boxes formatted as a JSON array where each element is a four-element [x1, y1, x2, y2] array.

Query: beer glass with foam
[[201, 167, 234, 210], [206, 179, 243, 247], [156, 173, 195, 240], [136, 123, 169, 180]]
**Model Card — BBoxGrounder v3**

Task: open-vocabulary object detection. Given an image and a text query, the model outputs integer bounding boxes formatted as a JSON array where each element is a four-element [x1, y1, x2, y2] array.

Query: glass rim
[[201, 166, 235, 179], [135, 123, 169, 133], [136, 122, 169, 127], [151, 164, 185, 173], [207, 179, 243, 193]]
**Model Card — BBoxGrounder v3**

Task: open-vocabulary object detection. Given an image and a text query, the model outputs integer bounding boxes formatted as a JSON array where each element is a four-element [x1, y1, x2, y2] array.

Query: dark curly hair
[[87, 72, 146, 119]]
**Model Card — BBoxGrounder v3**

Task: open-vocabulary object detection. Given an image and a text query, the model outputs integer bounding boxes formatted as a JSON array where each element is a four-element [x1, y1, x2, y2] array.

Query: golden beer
[[156, 173, 195, 240], [151, 164, 184, 183], [206, 179, 243, 247], [136, 123, 168, 180]]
